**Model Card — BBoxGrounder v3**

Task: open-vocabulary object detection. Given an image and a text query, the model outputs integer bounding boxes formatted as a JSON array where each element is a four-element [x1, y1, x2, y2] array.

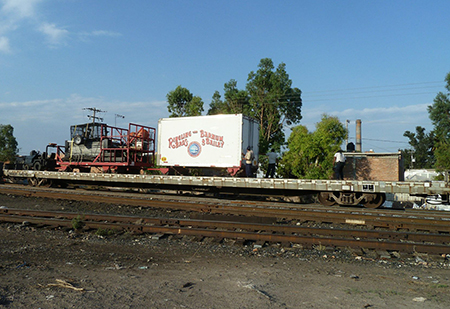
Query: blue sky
[[1, 0, 449, 155]]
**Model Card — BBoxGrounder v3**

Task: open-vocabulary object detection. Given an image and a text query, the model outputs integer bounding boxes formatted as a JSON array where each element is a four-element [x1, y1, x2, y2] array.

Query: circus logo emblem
[[188, 141, 201, 157]]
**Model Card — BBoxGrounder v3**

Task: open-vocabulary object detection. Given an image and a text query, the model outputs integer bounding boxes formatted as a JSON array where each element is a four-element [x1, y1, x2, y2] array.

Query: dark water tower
[[347, 142, 355, 152]]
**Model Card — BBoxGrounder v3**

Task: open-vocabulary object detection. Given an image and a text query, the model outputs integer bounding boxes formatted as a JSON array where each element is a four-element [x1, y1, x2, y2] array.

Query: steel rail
[[1, 208, 450, 255], [2, 186, 450, 234]]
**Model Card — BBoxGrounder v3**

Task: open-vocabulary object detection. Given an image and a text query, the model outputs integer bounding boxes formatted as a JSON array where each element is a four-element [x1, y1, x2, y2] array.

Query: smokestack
[[345, 120, 350, 148], [356, 119, 362, 152]]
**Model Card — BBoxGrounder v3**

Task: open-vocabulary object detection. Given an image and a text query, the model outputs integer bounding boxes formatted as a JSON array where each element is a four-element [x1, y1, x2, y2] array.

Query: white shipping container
[[157, 114, 259, 169]]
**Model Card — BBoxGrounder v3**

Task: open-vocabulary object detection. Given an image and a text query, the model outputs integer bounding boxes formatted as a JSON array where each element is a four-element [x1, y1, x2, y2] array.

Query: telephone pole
[[115, 114, 125, 127], [83, 107, 106, 124]]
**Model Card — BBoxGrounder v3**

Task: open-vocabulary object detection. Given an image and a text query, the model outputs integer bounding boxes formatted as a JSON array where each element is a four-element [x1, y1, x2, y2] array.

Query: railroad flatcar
[[6, 113, 447, 209]]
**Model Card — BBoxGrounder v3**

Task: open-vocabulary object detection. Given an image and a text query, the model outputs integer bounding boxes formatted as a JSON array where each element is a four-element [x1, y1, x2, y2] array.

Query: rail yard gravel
[[1, 192, 450, 308]]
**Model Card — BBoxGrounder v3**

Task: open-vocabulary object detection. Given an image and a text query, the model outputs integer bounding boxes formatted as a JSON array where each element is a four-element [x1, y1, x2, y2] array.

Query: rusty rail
[[2, 186, 450, 234], [1, 208, 450, 255]]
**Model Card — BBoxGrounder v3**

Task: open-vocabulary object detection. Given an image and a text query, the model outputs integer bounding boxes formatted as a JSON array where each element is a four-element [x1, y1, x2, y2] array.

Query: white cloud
[[0, 0, 119, 52], [38, 22, 68, 46], [0, 94, 168, 126], [0, 98, 61, 108], [3, 94, 429, 154], [77, 30, 122, 42], [294, 102, 434, 152], [0, 0, 43, 52], [1, 0, 42, 18], [330, 104, 432, 128], [334, 103, 430, 118], [301, 103, 431, 125], [90, 30, 121, 37], [0, 36, 11, 53], [0, 94, 170, 153]]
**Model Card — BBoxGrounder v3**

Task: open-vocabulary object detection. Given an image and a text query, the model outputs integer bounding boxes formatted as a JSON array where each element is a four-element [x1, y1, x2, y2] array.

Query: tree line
[[167, 57, 346, 179], [166, 61, 450, 178], [401, 72, 450, 172], [167, 58, 303, 154], [2, 60, 450, 179]]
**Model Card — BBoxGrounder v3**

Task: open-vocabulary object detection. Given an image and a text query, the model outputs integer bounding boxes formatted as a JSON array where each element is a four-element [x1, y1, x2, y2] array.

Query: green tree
[[207, 58, 302, 153], [427, 72, 450, 171], [208, 91, 225, 115], [401, 126, 435, 169], [0, 124, 18, 162], [208, 80, 250, 115], [166, 85, 204, 117], [278, 115, 347, 179], [246, 58, 302, 153]]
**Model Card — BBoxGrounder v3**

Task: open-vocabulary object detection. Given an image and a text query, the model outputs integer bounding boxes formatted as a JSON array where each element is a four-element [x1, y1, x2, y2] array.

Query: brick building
[[342, 151, 404, 181]]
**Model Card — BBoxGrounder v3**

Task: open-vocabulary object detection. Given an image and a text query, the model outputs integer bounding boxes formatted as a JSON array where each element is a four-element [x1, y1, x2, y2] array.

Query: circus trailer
[[157, 114, 259, 176]]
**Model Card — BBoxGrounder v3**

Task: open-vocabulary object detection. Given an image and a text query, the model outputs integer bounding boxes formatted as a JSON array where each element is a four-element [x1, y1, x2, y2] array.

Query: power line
[[305, 91, 439, 102], [362, 137, 409, 144], [348, 136, 409, 144], [305, 85, 443, 98], [303, 80, 445, 102], [210, 81, 446, 107], [362, 140, 400, 152], [305, 81, 445, 94]]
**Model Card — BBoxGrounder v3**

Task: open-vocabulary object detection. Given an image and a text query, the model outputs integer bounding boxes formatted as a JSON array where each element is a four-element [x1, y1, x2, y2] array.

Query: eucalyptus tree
[[246, 58, 302, 153], [207, 80, 249, 115], [167, 85, 204, 117], [208, 58, 302, 153]]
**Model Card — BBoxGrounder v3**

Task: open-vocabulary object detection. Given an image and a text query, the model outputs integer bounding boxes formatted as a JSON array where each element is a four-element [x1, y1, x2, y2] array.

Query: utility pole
[[83, 107, 106, 124], [115, 114, 125, 127]]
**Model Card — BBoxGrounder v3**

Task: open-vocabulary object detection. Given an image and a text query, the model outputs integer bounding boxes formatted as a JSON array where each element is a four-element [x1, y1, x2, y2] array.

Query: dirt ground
[[1, 193, 450, 308]]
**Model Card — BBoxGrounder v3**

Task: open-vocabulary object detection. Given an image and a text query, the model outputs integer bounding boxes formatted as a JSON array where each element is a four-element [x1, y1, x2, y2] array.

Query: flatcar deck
[[3, 170, 447, 205]]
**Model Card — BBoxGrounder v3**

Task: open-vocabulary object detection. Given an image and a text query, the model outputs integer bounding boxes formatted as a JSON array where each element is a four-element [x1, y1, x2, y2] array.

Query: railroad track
[[2, 185, 450, 233], [2, 185, 450, 255], [1, 207, 450, 255]]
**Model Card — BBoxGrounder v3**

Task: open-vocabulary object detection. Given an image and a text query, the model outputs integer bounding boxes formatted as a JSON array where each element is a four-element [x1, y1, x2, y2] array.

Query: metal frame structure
[[52, 122, 156, 173]]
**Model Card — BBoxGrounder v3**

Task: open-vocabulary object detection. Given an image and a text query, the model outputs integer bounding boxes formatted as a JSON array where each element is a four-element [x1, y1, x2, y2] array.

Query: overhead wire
[[305, 91, 440, 102], [362, 137, 409, 144], [301, 81, 445, 150], [305, 81, 444, 94], [223, 81, 445, 104], [219, 80, 445, 151], [303, 81, 445, 102]]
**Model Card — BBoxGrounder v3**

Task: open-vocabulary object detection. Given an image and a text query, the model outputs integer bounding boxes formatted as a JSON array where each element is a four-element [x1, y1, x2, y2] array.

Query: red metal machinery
[[50, 122, 156, 173]]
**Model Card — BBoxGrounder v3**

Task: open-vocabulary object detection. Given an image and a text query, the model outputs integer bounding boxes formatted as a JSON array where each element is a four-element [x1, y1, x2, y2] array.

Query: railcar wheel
[[317, 192, 336, 206], [40, 179, 52, 187], [363, 193, 386, 209], [27, 177, 38, 186]]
